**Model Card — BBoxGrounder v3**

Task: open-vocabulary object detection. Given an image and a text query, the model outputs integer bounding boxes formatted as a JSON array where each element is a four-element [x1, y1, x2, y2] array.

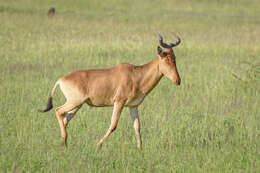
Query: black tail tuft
[[38, 96, 53, 113]]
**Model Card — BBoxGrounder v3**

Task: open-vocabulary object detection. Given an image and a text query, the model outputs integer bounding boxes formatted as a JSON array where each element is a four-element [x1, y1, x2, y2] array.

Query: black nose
[[176, 79, 181, 85]]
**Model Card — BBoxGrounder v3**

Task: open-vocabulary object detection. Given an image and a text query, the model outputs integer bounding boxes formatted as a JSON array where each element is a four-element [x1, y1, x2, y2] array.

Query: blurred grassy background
[[0, 0, 259, 172]]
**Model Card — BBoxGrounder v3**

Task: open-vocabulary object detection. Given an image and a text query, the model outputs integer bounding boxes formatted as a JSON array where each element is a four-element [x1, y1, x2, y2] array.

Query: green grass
[[0, 0, 259, 172]]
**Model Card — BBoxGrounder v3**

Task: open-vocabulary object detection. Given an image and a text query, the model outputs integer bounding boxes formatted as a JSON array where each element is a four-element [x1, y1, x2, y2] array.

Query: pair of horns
[[157, 32, 181, 48]]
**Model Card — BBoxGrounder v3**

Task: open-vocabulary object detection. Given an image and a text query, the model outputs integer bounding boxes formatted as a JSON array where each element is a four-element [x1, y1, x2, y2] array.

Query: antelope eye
[[162, 52, 167, 57]]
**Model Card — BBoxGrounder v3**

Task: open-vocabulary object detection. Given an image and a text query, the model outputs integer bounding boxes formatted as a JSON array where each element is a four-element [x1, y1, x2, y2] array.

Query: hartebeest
[[47, 7, 55, 18], [39, 33, 181, 149]]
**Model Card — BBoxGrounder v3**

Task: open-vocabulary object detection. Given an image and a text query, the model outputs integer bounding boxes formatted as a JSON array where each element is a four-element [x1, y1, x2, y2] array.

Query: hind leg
[[63, 105, 82, 128], [55, 102, 81, 146]]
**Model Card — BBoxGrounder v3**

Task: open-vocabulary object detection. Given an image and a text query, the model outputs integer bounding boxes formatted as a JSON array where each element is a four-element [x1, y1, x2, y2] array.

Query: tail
[[38, 80, 60, 113]]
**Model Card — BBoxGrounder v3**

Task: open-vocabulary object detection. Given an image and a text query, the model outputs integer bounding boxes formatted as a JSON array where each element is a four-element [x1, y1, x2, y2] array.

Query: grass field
[[0, 0, 259, 172]]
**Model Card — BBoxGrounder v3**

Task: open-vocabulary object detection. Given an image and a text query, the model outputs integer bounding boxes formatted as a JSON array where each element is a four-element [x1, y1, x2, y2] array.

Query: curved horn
[[157, 33, 172, 48], [168, 32, 181, 47], [157, 32, 181, 48]]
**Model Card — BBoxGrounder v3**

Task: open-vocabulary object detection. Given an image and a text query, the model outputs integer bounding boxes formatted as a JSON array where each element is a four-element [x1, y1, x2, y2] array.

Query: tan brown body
[[39, 33, 181, 149], [60, 60, 163, 107]]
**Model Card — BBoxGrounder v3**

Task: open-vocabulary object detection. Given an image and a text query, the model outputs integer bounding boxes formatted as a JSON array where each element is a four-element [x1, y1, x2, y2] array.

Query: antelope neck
[[135, 58, 163, 94]]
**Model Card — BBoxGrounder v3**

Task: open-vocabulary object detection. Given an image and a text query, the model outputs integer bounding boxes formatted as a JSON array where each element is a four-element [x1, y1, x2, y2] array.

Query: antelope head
[[157, 33, 181, 85]]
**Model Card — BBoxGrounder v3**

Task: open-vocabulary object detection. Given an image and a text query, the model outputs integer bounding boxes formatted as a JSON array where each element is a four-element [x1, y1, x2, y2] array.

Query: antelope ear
[[157, 46, 163, 57]]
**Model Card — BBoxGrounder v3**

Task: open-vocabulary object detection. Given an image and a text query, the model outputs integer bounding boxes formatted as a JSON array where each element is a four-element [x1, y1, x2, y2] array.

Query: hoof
[[97, 142, 103, 147], [61, 139, 67, 147]]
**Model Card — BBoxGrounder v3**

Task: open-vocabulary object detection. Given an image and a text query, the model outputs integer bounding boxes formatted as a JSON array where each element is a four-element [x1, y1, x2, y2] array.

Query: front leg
[[97, 101, 125, 147], [129, 107, 142, 149]]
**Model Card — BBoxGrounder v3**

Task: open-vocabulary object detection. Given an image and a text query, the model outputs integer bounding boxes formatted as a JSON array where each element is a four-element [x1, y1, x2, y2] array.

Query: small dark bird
[[48, 7, 55, 18]]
